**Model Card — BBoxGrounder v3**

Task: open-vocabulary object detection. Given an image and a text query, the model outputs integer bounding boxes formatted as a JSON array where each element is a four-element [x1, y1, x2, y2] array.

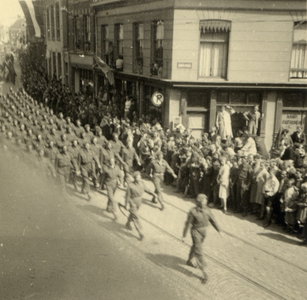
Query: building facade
[[9, 18, 27, 48], [45, 0, 69, 84], [43, 0, 307, 152], [91, 0, 307, 152]]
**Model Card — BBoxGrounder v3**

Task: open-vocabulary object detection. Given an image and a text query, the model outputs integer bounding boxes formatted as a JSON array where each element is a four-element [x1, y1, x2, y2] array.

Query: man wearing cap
[[124, 171, 158, 240], [79, 142, 102, 201], [56, 145, 80, 197], [103, 157, 122, 219], [147, 151, 177, 210], [68, 139, 81, 184], [182, 194, 222, 284]]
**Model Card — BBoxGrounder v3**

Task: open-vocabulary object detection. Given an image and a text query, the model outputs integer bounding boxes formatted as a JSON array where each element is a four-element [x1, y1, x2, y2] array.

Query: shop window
[[83, 15, 91, 52], [47, 7, 50, 40], [290, 21, 307, 79], [55, 2, 60, 41], [133, 22, 144, 74], [115, 24, 124, 58], [199, 20, 230, 78], [51, 5, 55, 40], [151, 20, 164, 75], [187, 91, 210, 107], [283, 92, 304, 107]]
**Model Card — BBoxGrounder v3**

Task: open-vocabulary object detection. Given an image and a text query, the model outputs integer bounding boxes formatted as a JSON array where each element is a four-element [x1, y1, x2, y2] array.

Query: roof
[[9, 19, 26, 31]]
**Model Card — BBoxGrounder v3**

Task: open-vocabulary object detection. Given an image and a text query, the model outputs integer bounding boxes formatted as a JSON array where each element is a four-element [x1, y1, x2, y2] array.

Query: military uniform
[[125, 179, 156, 239], [78, 147, 101, 196], [147, 158, 176, 209], [56, 151, 79, 195], [183, 200, 220, 273]]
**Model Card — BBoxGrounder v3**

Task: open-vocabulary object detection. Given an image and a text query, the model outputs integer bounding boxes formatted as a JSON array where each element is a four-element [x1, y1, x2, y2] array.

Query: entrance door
[[188, 113, 205, 140]]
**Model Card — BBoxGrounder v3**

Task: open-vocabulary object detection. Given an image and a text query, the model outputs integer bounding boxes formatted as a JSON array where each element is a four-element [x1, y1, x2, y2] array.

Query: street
[[0, 147, 306, 300]]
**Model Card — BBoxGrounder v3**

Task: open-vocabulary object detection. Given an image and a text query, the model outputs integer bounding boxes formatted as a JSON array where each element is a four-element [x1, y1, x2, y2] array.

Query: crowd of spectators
[[0, 53, 16, 83]]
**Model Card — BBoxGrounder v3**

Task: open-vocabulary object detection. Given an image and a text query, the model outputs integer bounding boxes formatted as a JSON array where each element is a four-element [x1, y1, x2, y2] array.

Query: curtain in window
[[290, 44, 307, 78], [199, 42, 226, 77], [138, 23, 144, 40], [290, 22, 307, 78], [156, 21, 164, 40], [119, 24, 124, 39]]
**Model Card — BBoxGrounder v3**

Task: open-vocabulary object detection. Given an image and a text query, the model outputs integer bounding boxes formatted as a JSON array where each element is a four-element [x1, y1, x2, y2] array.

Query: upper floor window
[[51, 5, 55, 40], [290, 21, 307, 79], [115, 24, 124, 58], [151, 20, 164, 75], [55, 2, 60, 41], [83, 15, 91, 51], [47, 7, 50, 40], [74, 16, 81, 50], [133, 22, 144, 74], [199, 20, 230, 78], [101, 25, 110, 62]]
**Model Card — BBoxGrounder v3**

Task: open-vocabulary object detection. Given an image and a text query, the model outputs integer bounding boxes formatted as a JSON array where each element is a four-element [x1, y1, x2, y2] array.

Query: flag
[[93, 55, 114, 86], [19, 0, 43, 38]]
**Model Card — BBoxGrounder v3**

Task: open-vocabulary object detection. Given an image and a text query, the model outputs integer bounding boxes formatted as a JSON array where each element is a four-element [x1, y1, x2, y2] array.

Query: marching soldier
[[182, 194, 222, 284], [147, 151, 177, 210]]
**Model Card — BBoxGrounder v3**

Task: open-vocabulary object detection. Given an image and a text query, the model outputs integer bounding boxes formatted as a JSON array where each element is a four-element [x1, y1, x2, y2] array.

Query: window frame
[[151, 20, 164, 69], [290, 21, 307, 79], [55, 2, 60, 41], [115, 23, 124, 59], [133, 22, 144, 74], [50, 5, 55, 41], [198, 20, 231, 79]]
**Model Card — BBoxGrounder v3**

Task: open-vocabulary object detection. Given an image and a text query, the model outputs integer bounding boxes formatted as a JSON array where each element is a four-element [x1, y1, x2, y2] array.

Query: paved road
[[0, 152, 202, 300]]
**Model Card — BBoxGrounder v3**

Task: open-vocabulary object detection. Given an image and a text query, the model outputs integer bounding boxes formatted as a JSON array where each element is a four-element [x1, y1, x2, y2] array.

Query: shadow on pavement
[[257, 232, 300, 245], [76, 204, 140, 240], [145, 253, 203, 282]]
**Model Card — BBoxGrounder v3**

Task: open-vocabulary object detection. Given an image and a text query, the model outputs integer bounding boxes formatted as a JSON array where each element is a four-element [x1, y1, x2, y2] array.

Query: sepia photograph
[[0, 0, 306, 299]]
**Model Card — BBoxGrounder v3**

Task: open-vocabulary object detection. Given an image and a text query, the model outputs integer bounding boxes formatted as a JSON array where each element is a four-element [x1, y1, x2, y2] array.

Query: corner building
[[92, 0, 306, 152]]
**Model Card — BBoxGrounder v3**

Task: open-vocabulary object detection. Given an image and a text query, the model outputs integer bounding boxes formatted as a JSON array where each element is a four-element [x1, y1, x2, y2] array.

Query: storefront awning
[[200, 20, 231, 32]]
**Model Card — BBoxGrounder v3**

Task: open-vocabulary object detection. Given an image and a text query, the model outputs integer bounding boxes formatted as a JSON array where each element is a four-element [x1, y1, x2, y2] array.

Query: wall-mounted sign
[[177, 62, 192, 69], [151, 91, 164, 107], [282, 111, 306, 134]]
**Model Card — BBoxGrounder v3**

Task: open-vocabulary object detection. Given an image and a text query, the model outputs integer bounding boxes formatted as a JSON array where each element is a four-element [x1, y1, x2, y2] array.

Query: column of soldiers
[[0, 88, 162, 220]]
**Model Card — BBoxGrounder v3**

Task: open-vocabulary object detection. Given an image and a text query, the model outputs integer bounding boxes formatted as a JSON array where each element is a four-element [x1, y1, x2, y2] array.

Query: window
[[74, 16, 81, 50], [133, 23, 144, 74], [101, 25, 110, 63], [55, 2, 60, 41], [83, 15, 91, 51], [290, 21, 307, 79], [115, 24, 124, 58], [199, 20, 230, 78], [51, 5, 55, 40], [47, 7, 50, 39], [151, 20, 164, 73]]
